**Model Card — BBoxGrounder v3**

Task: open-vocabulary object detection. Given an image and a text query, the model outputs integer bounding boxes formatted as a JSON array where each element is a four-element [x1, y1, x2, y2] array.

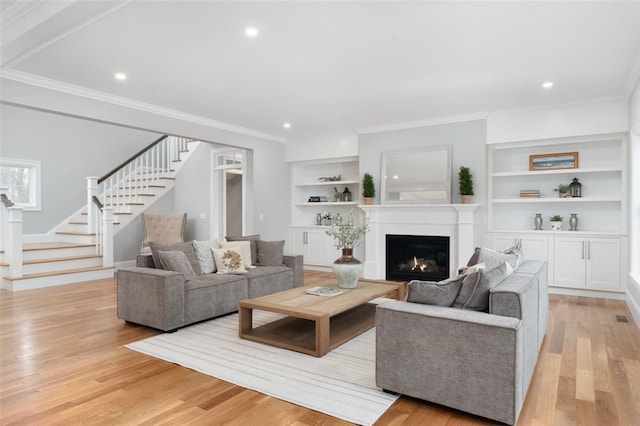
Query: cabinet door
[[491, 235, 519, 252], [290, 229, 307, 257], [519, 235, 547, 261], [490, 234, 547, 261], [552, 237, 586, 288], [323, 235, 342, 265], [586, 238, 621, 291], [305, 229, 324, 265]]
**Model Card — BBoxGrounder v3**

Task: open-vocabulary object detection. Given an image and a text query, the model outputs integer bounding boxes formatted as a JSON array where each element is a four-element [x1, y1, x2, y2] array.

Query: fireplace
[[386, 234, 450, 282]]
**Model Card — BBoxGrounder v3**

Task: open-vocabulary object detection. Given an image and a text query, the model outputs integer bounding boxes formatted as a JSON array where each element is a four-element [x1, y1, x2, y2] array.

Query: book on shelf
[[305, 286, 344, 297], [519, 189, 540, 198]]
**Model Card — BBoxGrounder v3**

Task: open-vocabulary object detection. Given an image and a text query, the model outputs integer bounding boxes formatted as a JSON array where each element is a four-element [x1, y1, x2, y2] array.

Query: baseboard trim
[[625, 273, 640, 326], [548, 286, 626, 300]]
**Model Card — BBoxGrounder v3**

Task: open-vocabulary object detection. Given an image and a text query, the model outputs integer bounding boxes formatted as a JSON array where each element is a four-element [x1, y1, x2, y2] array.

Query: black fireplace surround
[[386, 234, 450, 282]]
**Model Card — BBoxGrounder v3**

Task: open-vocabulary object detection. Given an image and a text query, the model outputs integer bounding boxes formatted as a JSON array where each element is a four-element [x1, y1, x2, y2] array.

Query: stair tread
[[4, 265, 114, 281], [22, 254, 102, 265], [22, 242, 96, 251]]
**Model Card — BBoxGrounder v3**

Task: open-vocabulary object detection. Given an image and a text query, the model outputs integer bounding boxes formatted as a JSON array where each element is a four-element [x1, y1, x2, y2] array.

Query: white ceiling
[[2, 1, 640, 143]]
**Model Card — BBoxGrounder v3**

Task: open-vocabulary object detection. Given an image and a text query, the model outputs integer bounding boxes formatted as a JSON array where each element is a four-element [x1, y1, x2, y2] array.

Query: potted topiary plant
[[549, 214, 564, 231], [554, 184, 571, 198], [458, 166, 474, 204], [362, 172, 375, 205]]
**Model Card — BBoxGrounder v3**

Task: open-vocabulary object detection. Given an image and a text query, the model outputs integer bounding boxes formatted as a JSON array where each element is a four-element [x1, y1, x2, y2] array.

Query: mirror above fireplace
[[380, 145, 452, 204]]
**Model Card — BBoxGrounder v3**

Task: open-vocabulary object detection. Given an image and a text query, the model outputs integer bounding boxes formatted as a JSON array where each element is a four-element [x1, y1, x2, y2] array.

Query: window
[[0, 158, 41, 211]]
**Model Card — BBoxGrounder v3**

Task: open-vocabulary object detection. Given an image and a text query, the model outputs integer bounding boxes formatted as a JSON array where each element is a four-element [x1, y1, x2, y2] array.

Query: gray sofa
[[117, 250, 303, 331], [376, 260, 548, 425]]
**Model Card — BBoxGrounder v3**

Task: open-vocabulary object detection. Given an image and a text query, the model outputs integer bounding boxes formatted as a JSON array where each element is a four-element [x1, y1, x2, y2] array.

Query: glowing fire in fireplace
[[404, 256, 438, 273]]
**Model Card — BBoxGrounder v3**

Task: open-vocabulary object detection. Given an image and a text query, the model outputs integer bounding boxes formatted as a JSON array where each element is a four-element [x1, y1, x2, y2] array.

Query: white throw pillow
[[211, 247, 248, 274], [193, 240, 218, 274], [220, 240, 255, 269]]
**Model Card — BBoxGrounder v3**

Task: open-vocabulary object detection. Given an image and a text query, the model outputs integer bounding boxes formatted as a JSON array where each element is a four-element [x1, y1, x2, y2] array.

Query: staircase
[[1, 136, 201, 291]]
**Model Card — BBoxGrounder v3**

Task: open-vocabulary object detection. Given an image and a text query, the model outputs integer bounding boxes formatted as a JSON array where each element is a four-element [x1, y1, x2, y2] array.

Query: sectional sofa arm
[[376, 301, 524, 425], [283, 254, 304, 288], [117, 267, 187, 331]]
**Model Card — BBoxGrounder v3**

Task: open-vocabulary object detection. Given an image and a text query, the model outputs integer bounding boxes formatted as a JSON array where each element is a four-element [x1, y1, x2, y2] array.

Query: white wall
[[0, 103, 160, 233], [1, 78, 293, 260], [487, 98, 629, 144], [358, 119, 487, 247], [627, 75, 640, 324], [285, 131, 358, 162]]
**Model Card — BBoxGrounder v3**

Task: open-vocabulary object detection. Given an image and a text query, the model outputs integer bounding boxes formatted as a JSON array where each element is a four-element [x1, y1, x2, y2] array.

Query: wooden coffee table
[[239, 279, 403, 357]]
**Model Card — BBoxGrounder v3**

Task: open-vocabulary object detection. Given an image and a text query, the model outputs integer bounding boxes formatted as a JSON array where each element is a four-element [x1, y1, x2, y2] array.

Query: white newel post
[[86, 177, 98, 234], [8, 207, 23, 278], [102, 207, 114, 267]]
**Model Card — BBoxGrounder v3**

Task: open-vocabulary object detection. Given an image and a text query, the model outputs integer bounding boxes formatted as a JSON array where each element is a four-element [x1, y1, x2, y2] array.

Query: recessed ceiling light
[[542, 81, 553, 89], [283, 122, 291, 129], [245, 27, 258, 37], [115, 72, 127, 81]]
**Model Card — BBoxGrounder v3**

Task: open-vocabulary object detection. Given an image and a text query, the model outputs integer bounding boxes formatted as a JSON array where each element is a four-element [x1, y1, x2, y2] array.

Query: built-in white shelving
[[487, 133, 628, 296]]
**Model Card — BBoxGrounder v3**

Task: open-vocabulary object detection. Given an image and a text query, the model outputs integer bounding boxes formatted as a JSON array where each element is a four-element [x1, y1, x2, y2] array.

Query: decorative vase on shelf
[[569, 213, 579, 231], [550, 221, 563, 231], [332, 248, 364, 289], [534, 213, 543, 230]]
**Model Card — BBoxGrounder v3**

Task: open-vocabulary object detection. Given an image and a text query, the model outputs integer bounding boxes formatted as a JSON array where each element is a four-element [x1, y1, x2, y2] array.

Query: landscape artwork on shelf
[[529, 152, 579, 171]]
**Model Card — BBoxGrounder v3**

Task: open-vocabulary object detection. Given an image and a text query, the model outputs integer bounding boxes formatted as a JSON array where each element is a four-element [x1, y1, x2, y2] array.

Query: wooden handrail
[[98, 135, 168, 184], [92, 195, 103, 211], [1, 193, 14, 208]]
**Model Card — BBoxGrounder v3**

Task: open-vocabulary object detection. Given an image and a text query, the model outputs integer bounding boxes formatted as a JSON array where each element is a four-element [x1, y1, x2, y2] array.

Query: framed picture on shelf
[[529, 152, 578, 171]]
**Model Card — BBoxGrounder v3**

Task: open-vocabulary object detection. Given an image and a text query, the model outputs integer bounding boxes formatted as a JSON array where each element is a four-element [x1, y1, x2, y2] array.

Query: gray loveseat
[[376, 260, 548, 425], [117, 242, 303, 331]]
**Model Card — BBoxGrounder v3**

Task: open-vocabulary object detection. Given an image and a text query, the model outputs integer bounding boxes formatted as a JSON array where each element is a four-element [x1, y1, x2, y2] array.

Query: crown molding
[[0, 69, 287, 144], [354, 112, 489, 135]]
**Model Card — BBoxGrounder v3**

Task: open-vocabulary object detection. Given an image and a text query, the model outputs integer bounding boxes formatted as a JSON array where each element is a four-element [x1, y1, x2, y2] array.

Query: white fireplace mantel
[[358, 204, 480, 280]]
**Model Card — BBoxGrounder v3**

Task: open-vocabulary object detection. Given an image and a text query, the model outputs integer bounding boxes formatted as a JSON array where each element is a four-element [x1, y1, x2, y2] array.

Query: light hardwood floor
[[1, 270, 639, 425]]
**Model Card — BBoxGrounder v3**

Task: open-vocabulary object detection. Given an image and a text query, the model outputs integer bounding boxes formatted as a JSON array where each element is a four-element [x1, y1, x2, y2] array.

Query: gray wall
[[0, 104, 161, 233], [358, 119, 487, 246]]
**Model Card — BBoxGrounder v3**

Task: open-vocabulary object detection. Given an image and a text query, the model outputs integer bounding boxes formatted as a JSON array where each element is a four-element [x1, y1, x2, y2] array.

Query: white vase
[[550, 221, 563, 231], [332, 248, 364, 289]]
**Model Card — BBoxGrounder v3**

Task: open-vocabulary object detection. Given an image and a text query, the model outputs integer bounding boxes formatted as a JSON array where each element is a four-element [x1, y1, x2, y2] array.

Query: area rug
[[126, 310, 398, 426]]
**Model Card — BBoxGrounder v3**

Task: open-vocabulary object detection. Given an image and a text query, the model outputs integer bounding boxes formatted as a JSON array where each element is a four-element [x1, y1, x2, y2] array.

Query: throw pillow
[[211, 247, 248, 274], [157, 250, 196, 281], [225, 234, 261, 265], [220, 241, 255, 269], [477, 246, 521, 270], [193, 240, 218, 274], [256, 240, 285, 266], [406, 275, 465, 306], [149, 241, 201, 274], [454, 261, 513, 312]]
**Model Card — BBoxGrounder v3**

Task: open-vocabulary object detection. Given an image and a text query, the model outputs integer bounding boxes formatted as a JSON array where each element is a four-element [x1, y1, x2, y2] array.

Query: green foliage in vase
[[549, 215, 564, 222], [362, 172, 375, 198], [325, 210, 370, 249], [458, 166, 474, 195], [554, 184, 570, 194]]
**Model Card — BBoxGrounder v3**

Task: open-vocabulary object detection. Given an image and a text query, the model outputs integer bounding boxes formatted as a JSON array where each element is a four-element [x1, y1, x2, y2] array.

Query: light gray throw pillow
[[149, 241, 201, 274], [478, 246, 521, 270], [454, 262, 513, 312], [406, 274, 465, 306], [157, 250, 196, 281], [256, 240, 285, 266], [193, 240, 218, 274]]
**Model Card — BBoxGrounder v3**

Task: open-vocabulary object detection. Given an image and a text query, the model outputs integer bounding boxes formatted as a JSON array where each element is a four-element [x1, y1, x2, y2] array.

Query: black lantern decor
[[569, 177, 582, 198]]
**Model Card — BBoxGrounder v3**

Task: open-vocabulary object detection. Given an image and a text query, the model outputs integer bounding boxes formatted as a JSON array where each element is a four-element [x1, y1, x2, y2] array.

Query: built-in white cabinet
[[288, 226, 359, 267], [290, 157, 360, 227], [490, 233, 548, 261], [551, 236, 621, 291], [487, 133, 628, 296], [289, 157, 364, 268], [289, 227, 323, 265]]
